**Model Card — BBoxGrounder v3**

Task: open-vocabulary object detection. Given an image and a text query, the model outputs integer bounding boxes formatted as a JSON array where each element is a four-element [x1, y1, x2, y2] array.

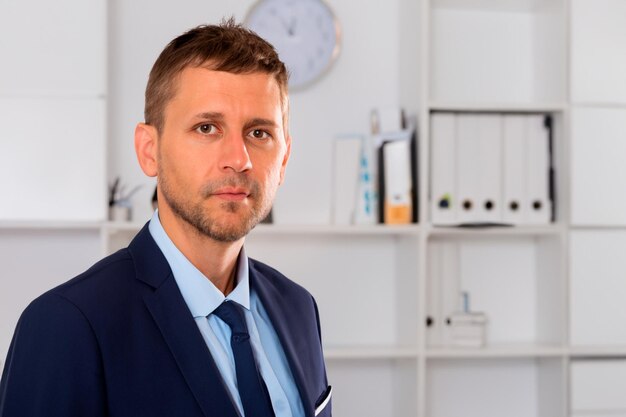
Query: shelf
[[251, 224, 421, 236], [103, 221, 146, 233], [427, 344, 566, 359], [0, 220, 102, 230], [570, 224, 626, 231], [427, 224, 564, 238], [568, 346, 626, 358], [324, 346, 419, 360], [571, 102, 626, 110], [429, 102, 567, 113], [432, 0, 555, 13]]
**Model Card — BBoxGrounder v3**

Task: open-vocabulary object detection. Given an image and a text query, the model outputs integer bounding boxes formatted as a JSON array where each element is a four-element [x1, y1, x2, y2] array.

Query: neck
[[157, 206, 244, 296]]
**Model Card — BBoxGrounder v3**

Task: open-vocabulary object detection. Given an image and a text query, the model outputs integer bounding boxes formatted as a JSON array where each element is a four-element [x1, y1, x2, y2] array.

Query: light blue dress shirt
[[148, 211, 304, 417]]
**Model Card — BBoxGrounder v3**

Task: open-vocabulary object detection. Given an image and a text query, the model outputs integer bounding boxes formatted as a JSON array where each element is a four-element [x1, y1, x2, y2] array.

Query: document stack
[[331, 108, 418, 226], [430, 112, 554, 226]]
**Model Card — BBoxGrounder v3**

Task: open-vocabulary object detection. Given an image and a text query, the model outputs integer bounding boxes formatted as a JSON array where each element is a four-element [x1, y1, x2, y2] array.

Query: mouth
[[212, 187, 250, 202]]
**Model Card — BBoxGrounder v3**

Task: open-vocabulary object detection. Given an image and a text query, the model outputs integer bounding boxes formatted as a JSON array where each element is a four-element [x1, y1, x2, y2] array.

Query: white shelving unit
[[2, 1, 626, 416], [419, 1, 569, 416]]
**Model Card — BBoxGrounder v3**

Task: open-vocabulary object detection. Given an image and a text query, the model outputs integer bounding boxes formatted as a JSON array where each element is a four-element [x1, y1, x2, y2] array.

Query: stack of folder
[[430, 112, 554, 226], [331, 110, 418, 226]]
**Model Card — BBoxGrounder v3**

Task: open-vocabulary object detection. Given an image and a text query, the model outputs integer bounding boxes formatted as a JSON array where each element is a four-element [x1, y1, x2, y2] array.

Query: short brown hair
[[144, 18, 289, 133]]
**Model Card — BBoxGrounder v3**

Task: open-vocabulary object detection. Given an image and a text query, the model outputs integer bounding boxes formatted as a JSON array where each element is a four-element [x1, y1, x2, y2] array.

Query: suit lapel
[[129, 225, 239, 417], [250, 265, 315, 417]]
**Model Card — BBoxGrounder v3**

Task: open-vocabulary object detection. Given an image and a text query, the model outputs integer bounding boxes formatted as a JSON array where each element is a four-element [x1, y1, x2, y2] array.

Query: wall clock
[[245, 0, 341, 89]]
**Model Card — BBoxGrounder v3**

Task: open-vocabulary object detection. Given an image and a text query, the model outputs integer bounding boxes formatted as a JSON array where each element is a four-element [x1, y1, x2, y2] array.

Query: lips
[[212, 187, 250, 201]]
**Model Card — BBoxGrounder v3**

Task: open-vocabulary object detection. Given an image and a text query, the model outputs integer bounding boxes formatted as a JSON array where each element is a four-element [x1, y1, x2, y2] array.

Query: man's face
[[155, 67, 290, 242]]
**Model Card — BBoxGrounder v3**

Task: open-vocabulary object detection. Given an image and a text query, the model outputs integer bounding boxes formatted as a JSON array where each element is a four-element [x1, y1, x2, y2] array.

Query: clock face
[[246, 0, 340, 89]]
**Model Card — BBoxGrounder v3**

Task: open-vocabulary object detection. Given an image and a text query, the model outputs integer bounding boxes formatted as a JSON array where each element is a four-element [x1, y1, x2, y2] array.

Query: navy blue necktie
[[213, 300, 275, 417]]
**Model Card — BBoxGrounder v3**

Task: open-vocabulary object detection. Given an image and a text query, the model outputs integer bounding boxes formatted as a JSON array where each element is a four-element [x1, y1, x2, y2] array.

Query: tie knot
[[213, 301, 248, 336]]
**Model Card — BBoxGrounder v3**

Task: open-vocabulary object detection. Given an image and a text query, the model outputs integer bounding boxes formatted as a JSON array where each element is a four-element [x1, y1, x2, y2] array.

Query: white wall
[[0, 0, 107, 221], [108, 0, 420, 224]]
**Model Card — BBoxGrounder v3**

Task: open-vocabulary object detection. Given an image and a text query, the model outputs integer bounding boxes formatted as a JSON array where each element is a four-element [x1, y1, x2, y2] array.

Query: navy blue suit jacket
[[0, 224, 331, 417]]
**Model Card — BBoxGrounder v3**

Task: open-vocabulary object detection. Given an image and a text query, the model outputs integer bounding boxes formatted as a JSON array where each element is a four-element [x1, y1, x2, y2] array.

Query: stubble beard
[[158, 170, 275, 243]]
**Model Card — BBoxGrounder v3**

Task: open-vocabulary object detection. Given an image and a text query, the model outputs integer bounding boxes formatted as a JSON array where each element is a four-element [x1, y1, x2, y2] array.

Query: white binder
[[431, 113, 457, 225], [427, 240, 444, 346], [332, 137, 362, 225], [502, 115, 527, 225], [427, 241, 460, 347], [440, 242, 461, 346], [382, 139, 413, 224], [456, 115, 481, 224], [526, 115, 551, 224], [476, 115, 503, 223]]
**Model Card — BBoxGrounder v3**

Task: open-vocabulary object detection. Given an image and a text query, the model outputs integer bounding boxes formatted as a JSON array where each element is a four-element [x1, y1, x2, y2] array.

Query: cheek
[[266, 155, 287, 183], [161, 145, 211, 183]]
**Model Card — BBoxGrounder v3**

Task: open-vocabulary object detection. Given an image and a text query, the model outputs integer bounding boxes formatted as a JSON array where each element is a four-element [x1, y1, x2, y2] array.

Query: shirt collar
[[148, 210, 250, 318]]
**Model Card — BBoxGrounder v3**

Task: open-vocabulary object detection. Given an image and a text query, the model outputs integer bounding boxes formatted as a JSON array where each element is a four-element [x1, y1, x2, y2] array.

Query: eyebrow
[[243, 118, 279, 131], [192, 112, 225, 122]]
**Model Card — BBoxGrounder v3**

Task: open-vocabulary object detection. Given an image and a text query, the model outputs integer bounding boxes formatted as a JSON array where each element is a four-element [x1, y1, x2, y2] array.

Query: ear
[[134, 123, 159, 177], [279, 134, 291, 185]]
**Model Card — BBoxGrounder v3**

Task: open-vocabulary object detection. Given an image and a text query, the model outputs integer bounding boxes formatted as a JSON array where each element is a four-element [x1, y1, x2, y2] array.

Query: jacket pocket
[[314, 385, 332, 416]]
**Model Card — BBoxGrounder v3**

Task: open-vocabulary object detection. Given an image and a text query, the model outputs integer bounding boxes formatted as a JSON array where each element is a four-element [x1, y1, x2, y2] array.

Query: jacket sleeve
[[0, 292, 107, 417]]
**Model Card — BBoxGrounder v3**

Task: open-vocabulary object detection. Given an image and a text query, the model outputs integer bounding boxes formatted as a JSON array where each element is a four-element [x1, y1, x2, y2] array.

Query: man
[[0, 20, 331, 417]]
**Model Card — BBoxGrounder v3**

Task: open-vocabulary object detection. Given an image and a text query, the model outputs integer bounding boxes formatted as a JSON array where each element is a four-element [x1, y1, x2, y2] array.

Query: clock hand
[[287, 17, 297, 36], [278, 16, 295, 36]]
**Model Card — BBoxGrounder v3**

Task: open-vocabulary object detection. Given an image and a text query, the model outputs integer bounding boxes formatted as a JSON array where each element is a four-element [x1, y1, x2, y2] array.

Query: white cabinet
[[427, 235, 564, 348], [570, 108, 626, 226], [0, 0, 106, 96], [570, 231, 626, 346], [429, 0, 566, 106], [0, 0, 107, 222], [0, 98, 106, 221], [570, 0, 626, 104], [571, 359, 626, 414], [428, 358, 563, 417], [329, 359, 417, 417]]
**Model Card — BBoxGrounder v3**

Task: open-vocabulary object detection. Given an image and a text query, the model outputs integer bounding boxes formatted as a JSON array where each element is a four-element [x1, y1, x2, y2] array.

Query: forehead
[[169, 66, 283, 116]]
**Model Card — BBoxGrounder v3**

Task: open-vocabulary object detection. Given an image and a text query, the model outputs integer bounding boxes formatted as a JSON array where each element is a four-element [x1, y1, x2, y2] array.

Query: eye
[[196, 124, 217, 135], [249, 129, 271, 140]]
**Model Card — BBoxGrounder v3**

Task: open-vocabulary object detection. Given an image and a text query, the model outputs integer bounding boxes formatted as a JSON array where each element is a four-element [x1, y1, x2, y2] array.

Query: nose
[[220, 133, 252, 173]]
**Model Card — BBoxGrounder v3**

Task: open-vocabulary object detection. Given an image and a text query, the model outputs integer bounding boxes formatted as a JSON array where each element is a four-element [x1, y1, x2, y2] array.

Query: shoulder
[[248, 257, 322, 335], [3, 286, 108, 416], [21, 248, 141, 333], [48, 248, 136, 302], [249, 257, 313, 300]]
